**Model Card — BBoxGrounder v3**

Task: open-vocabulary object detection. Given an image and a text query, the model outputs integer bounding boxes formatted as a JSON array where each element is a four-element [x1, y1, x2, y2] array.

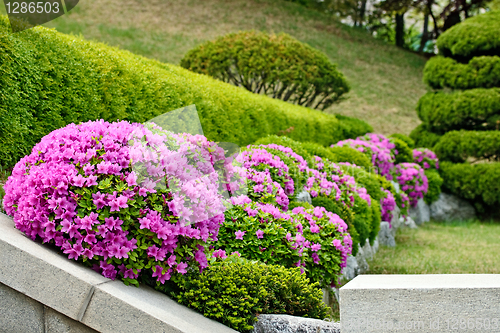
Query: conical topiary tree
[[410, 10, 500, 215]]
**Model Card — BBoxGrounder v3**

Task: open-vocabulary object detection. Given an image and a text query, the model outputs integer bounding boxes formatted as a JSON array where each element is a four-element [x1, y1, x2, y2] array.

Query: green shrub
[[311, 196, 359, 255], [166, 256, 329, 332], [390, 137, 414, 164], [0, 16, 367, 169], [390, 133, 415, 149], [351, 192, 371, 247], [416, 89, 500, 134], [253, 135, 313, 164], [339, 164, 384, 201], [369, 200, 381, 244], [301, 142, 336, 160], [328, 146, 373, 170], [335, 114, 374, 139], [437, 10, 500, 61], [288, 201, 314, 210], [440, 161, 500, 209], [434, 130, 500, 163], [410, 124, 442, 149], [424, 56, 500, 90], [423, 169, 443, 204], [180, 31, 349, 110]]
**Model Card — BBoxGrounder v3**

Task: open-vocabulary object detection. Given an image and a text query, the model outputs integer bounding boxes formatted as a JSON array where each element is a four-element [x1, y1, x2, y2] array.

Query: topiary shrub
[[424, 56, 500, 90], [390, 133, 415, 149], [166, 255, 329, 333], [437, 10, 500, 62], [180, 31, 350, 110], [215, 197, 352, 287], [410, 124, 442, 149], [389, 137, 414, 164], [433, 130, 500, 163], [2, 120, 241, 286], [327, 146, 373, 170], [423, 169, 443, 204]]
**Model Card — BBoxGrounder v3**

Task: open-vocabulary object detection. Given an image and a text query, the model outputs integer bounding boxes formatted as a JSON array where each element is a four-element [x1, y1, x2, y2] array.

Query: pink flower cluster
[[2, 120, 236, 285], [380, 189, 396, 225], [334, 136, 395, 179], [413, 148, 439, 170], [394, 163, 428, 207], [255, 144, 308, 172]]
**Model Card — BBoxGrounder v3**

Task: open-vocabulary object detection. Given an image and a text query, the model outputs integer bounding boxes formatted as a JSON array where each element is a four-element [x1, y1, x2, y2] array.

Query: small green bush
[[424, 56, 500, 90], [437, 10, 500, 61], [339, 164, 385, 201], [434, 130, 500, 163], [288, 201, 314, 210], [416, 89, 500, 134], [0, 16, 367, 169], [410, 124, 442, 149], [253, 135, 313, 164], [423, 169, 443, 204], [166, 256, 329, 332], [390, 137, 414, 164], [180, 31, 349, 110], [390, 133, 415, 149], [311, 196, 359, 255], [335, 114, 374, 139], [440, 161, 500, 208], [328, 146, 373, 170], [369, 200, 381, 244], [351, 192, 371, 247]]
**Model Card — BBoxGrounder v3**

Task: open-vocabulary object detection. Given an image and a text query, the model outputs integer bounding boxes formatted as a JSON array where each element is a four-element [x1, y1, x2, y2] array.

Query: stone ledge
[[0, 213, 237, 333], [340, 274, 500, 333]]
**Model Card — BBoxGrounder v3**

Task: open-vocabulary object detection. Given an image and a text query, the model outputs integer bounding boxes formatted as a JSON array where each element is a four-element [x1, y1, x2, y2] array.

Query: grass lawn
[[368, 221, 500, 274], [0, 0, 427, 135]]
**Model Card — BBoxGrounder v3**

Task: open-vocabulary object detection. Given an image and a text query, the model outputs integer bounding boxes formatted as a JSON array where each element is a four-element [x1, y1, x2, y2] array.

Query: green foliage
[[335, 114, 374, 139], [440, 161, 500, 212], [389, 137, 413, 164], [416, 89, 500, 134], [166, 256, 329, 332], [301, 142, 336, 160], [369, 200, 381, 245], [311, 196, 359, 255], [288, 201, 314, 210], [434, 130, 500, 163], [0, 16, 361, 169], [328, 146, 373, 170], [437, 10, 500, 62], [410, 124, 442, 149], [253, 135, 313, 164], [423, 169, 443, 205], [351, 192, 371, 247], [390, 133, 415, 149], [180, 30, 350, 110], [424, 56, 500, 90], [339, 164, 384, 201]]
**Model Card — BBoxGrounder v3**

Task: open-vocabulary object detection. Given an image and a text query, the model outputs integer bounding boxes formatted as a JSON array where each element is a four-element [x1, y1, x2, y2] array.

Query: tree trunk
[[419, 14, 429, 52], [395, 12, 405, 47], [358, 0, 368, 27]]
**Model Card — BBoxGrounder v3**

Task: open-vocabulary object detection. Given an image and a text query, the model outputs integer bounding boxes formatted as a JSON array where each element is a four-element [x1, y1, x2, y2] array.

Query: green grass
[[1, 0, 427, 135], [368, 221, 500, 274]]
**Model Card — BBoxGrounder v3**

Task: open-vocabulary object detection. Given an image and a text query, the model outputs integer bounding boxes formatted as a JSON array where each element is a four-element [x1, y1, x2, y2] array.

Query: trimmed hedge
[[434, 130, 500, 163], [253, 135, 314, 164], [423, 169, 443, 204], [166, 256, 329, 332], [440, 161, 500, 210], [0, 16, 370, 169], [180, 31, 349, 110], [390, 133, 415, 149], [416, 89, 500, 133], [424, 56, 500, 90], [335, 114, 374, 139], [410, 124, 442, 149], [437, 10, 500, 62]]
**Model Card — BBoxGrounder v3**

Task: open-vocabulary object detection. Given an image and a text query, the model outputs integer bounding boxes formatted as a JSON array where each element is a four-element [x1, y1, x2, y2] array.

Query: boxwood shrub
[[180, 31, 350, 110], [423, 169, 443, 204], [165, 255, 329, 333], [434, 130, 500, 163], [437, 10, 500, 62], [424, 56, 500, 90], [0, 15, 370, 169], [410, 125, 442, 149], [390, 137, 414, 164], [390, 133, 415, 149], [416, 89, 500, 134]]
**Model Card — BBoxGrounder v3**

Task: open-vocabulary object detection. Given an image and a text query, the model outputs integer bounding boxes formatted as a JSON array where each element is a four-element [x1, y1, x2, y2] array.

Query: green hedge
[[416, 89, 500, 134], [434, 130, 500, 163], [0, 16, 370, 169], [410, 124, 442, 149], [390, 133, 415, 149], [166, 256, 329, 332], [180, 31, 350, 110], [424, 56, 500, 90], [423, 169, 443, 204], [440, 161, 500, 211], [437, 10, 500, 61], [335, 114, 374, 139], [253, 135, 314, 164]]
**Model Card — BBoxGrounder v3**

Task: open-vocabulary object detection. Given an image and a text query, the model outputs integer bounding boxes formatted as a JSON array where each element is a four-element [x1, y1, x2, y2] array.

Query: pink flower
[[256, 229, 264, 239], [235, 230, 246, 240]]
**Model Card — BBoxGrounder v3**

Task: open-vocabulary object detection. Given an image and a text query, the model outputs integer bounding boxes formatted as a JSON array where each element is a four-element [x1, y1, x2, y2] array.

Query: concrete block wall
[[0, 213, 237, 333]]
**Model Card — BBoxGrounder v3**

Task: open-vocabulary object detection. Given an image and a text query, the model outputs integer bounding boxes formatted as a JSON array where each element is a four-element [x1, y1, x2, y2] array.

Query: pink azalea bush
[[2, 120, 240, 286], [214, 196, 352, 287], [413, 148, 439, 170], [393, 163, 428, 207]]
